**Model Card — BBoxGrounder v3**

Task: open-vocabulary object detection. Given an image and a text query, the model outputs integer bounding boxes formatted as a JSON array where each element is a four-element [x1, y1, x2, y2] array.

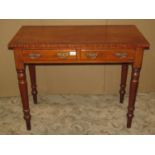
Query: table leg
[[29, 65, 38, 104], [127, 67, 141, 128], [17, 67, 31, 130], [119, 63, 128, 103]]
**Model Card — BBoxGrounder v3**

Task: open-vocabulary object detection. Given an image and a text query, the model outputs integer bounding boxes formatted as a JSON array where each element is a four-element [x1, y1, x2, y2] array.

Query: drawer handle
[[57, 52, 69, 59], [86, 52, 98, 59], [28, 53, 41, 59], [115, 52, 128, 58]]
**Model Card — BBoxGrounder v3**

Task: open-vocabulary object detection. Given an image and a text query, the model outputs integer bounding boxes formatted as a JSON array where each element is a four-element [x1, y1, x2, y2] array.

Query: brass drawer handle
[[86, 52, 98, 59], [115, 52, 128, 58], [57, 52, 69, 59], [28, 53, 41, 59]]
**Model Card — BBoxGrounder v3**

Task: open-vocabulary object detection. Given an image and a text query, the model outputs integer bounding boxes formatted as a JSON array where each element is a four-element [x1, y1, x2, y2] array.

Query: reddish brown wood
[[8, 25, 149, 130], [13, 50, 31, 130], [17, 68, 31, 130], [29, 65, 37, 104], [80, 49, 135, 63], [119, 64, 128, 103], [8, 25, 149, 50], [20, 49, 135, 64], [22, 50, 77, 63], [126, 48, 144, 128], [127, 67, 141, 128]]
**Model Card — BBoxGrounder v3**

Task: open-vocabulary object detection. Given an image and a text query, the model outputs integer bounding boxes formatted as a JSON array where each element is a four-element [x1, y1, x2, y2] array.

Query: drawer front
[[80, 50, 135, 62], [22, 50, 77, 62]]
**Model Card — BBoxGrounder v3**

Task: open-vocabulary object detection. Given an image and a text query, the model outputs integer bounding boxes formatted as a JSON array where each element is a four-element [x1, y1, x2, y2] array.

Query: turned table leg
[[119, 63, 128, 103], [29, 65, 38, 104], [127, 67, 141, 128], [17, 67, 31, 130]]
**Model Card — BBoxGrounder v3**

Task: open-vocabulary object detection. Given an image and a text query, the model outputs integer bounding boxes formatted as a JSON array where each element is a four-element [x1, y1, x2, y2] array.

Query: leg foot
[[26, 119, 31, 130]]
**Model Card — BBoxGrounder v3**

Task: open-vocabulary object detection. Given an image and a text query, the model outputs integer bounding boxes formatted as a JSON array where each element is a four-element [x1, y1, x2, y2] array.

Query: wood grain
[[8, 25, 150, 130], [8, 25, 149, 50]]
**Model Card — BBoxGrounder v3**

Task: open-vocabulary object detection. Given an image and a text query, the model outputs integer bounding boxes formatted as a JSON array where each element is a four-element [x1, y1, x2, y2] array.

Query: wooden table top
[[8, 25, 149, 50]]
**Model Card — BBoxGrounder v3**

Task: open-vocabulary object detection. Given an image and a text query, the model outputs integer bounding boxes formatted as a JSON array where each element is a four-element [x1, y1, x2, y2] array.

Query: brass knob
[[57, 52, 69, 59], [28, 53, 41, 59], [115, 52, 128, 58], [86, 52, 98, 59]]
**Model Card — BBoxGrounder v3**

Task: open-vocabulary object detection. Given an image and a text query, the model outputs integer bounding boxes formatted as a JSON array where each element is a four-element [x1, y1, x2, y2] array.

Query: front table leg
[[127, 67, 141, 128], [17, 68, 31, 130]]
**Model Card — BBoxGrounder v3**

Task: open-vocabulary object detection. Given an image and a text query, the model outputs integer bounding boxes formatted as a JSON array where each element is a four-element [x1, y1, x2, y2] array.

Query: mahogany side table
[[8, 25, 149, 130]]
